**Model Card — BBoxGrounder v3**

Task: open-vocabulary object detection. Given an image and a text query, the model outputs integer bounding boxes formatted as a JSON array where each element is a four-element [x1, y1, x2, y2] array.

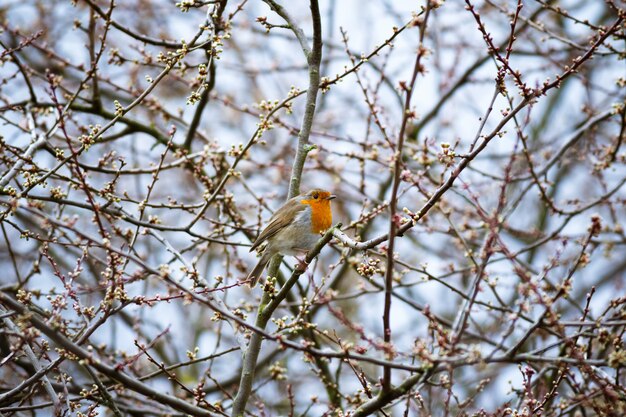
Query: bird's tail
[[247, 253, 272, 287]]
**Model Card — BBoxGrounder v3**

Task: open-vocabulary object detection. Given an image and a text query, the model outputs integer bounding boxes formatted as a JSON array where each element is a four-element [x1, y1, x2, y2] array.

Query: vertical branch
[[382, 3, 431, 394], [88, 7, 101, 110], [183, 0, 227, 151], [263, 0, 322, 197], [231, 1, 323, 415], [283, 0, 322, 198]]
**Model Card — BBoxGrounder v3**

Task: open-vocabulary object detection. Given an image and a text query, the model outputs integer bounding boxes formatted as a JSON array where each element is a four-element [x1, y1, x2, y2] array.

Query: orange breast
[[301, 200, 332, 233]]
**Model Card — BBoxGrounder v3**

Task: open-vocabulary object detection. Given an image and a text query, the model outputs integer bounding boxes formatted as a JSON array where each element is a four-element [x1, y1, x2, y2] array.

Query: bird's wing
[[249, 197, 307, 252]]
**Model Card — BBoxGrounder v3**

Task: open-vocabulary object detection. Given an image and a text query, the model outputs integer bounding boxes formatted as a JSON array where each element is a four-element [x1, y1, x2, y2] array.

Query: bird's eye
[[312, 192, 318, 199]]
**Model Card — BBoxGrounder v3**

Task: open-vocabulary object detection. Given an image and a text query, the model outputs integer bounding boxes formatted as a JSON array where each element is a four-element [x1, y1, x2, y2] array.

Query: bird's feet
[[295, 255, 309, 271]]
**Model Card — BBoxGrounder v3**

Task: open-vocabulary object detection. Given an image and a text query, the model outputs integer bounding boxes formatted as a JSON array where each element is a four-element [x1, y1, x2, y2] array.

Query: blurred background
[[0, 0, 625, 415]]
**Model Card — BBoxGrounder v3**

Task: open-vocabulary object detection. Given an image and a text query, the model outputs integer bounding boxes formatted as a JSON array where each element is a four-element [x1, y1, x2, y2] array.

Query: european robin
[[247, 188, 336, 287]]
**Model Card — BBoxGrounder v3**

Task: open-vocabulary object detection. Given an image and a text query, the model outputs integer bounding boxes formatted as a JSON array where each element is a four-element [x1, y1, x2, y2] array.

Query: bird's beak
[[326, 194, 337, 200]]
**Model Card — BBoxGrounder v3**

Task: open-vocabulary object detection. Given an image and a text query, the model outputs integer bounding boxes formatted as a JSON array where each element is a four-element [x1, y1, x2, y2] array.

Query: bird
[[247, 188, 336, 287]]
